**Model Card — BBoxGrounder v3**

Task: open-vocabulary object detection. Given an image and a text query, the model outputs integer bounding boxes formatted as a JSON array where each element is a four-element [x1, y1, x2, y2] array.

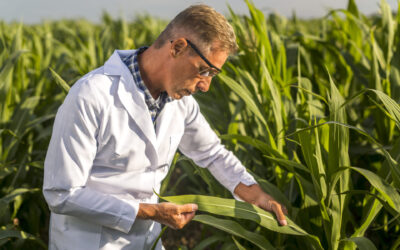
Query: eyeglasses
[[170, 39, 221, 77], [185, 39, 221, 77]]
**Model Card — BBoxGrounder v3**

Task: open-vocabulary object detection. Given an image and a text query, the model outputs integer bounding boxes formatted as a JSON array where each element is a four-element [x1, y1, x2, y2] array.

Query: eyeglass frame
[[170, 39, 222, 77]]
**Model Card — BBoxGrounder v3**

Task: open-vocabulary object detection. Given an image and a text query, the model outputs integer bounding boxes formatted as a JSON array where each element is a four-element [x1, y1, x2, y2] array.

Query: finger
[[182, 211, 196, 223], [272, 203, 287, 226], [178, 203, 198, 213], [282, 206, 288, 215]]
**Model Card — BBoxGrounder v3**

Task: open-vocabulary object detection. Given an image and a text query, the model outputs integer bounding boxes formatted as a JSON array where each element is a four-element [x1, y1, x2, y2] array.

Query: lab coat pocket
[[167, 134, 182, 165]]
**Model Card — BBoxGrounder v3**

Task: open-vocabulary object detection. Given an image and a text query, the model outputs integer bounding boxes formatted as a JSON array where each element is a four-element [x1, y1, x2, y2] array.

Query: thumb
[[179, 203, 198, 213]]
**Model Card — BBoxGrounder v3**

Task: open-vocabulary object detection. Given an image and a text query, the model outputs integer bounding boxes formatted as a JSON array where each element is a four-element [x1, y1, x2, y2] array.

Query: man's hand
[[137, 202, 198, 229], [234, 182, 288, 226]]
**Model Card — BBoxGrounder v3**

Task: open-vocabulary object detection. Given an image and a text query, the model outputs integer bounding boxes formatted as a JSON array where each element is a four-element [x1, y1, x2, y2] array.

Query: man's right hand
[[137, 202, 198, 229]]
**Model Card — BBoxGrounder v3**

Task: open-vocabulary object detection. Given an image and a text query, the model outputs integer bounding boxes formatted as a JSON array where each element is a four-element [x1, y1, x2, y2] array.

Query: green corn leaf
[[391, 236, 400, 250], [11, 96, 41, 136], [150, 226, 167, 250], [342, 237, 377, 250], [354, 135, 400, 236], [264, 155, 310, 173], [287, 120, 400, 188], [0, 50, 26, 84], [327, 71, 350, 250], [347, 0, 360, 17], [157, 193, 323, 249], [352, 198, 383, 237], [193, 235, 226, 250], [218, 74, 276, 149], [193, 214, 276, 250], [244, 0, 275, 73], [217, 74, 264, 124], [0, 188, 40, 204], [231, 236, 247, 250], [380, 0, 395, 68], [371, 89, 400, 129], [327, 70, 350, 178], [49, 68, 70, 93], [370, 32, 384, 91], [220, 134, 283, 158], [0, 228, 46, 249], [326, 167, 350, 207], [0, 50, 27, 122], [259, 57, 284, 150], [350, 167, 400, 213], [292, 85, 328, 105], [158, 193, 305, 235], [296, 123, 323, 200]]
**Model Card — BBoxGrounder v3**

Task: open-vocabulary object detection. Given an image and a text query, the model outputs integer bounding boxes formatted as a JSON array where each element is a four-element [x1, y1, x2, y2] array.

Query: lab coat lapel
[[155, 101, 175, 143], [118, 75, 158, 149], [104, 50, 158, 153]]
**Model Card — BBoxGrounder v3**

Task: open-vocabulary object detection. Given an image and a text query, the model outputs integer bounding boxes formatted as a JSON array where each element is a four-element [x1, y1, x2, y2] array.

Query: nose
[[196, 78, 212, 92]]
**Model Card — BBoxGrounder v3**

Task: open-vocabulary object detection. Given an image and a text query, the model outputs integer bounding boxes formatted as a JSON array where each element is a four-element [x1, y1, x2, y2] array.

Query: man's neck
[[137, 47, 164, 99]]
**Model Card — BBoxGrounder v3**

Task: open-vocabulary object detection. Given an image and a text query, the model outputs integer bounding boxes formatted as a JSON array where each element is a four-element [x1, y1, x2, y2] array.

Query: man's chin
[[171, 93, 184, 100], [172, 90, 191, 100]]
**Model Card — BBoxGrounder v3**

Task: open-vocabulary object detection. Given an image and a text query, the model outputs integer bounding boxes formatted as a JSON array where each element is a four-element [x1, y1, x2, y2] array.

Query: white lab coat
[[43, 50, 257, 250]]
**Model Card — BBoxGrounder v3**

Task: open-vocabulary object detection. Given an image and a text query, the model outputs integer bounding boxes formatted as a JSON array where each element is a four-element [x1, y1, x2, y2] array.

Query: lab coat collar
[[104, 50, 158, 157], [104, 50, 135, 76]]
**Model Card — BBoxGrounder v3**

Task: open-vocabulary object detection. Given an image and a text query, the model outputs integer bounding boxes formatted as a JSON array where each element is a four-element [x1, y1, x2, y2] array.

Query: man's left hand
[[233, 182, 288, 226]]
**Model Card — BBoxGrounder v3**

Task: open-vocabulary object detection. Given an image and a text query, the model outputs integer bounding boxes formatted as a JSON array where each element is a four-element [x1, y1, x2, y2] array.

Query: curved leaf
[[194, 214, 276, 250], [0, 188, 40, 204], [157, 193, 323, 250], [220, 134, 282, 158], [158, 193, 305, 235], [218, 74, 267, 127], [350, 167, 400, 213], [342, 237, 377, 250], [0, 229, 46, 248], [49, 68, 70, 93]]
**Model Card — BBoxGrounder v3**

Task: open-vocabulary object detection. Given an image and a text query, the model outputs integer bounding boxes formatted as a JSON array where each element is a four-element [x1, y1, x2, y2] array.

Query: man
[[43, 4, 287, 250]]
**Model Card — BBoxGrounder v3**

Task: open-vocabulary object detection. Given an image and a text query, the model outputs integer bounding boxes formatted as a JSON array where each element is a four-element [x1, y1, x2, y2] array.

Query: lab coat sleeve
[[43, 81, 138, 233], [178, 97, 257, 201]]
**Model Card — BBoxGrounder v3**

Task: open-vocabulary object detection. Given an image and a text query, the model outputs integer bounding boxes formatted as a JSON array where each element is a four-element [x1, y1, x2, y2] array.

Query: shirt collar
[[121, 47, 174, 127]]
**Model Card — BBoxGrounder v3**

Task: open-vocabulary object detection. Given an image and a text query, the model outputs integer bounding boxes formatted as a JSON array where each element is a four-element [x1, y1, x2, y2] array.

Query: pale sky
[[0, 0, 398, 23]]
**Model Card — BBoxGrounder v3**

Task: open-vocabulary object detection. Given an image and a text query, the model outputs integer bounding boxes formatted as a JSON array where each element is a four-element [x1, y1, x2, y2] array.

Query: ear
[[170, 38, 188, 58]]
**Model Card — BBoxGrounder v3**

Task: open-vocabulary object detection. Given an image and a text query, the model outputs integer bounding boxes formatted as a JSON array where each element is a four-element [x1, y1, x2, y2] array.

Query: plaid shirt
[[121, 47, 173, 127]]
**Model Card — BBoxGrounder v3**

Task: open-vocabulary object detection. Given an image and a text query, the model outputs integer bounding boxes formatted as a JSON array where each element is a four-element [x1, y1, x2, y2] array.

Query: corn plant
[[170, 0, 400, 249]]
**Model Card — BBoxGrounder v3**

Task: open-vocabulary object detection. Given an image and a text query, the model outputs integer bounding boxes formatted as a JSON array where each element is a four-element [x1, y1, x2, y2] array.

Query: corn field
[[1, 0, 400, 249]]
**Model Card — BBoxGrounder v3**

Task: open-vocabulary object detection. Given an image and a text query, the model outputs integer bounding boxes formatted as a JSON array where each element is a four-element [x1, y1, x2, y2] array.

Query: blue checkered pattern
[[121, 47, 173, 127]]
